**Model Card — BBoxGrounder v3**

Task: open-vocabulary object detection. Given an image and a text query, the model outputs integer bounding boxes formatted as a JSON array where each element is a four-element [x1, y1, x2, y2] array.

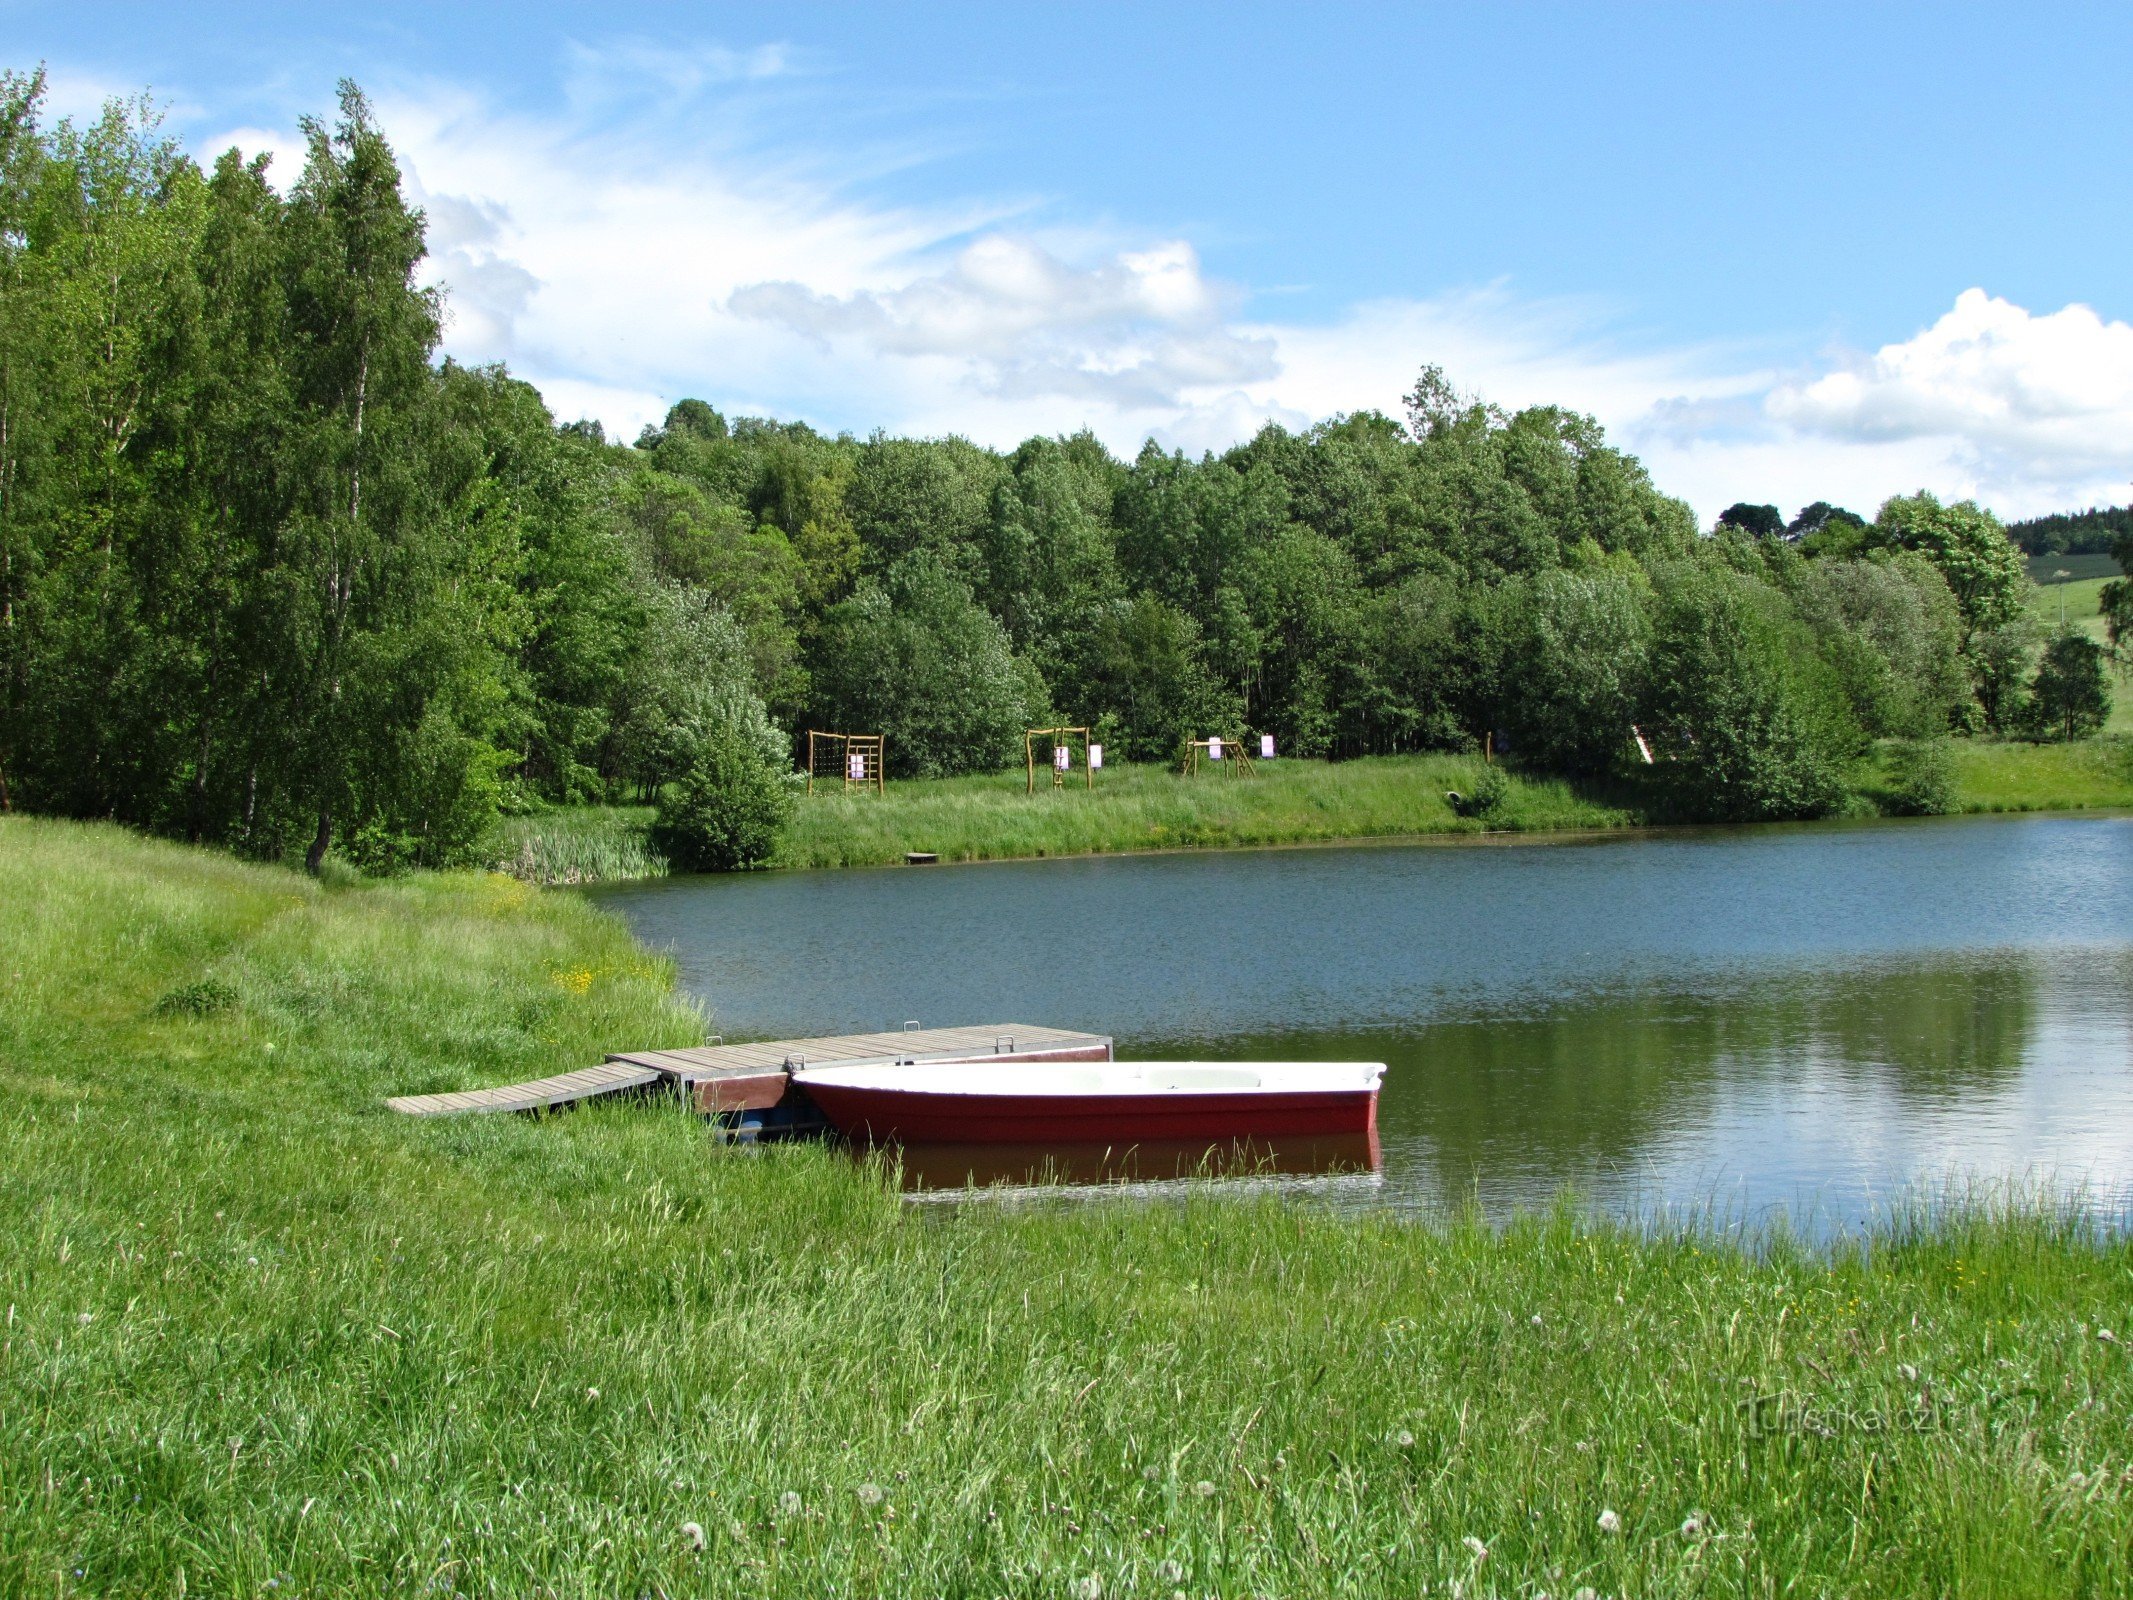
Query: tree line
[[0, 76, 2117, 871]]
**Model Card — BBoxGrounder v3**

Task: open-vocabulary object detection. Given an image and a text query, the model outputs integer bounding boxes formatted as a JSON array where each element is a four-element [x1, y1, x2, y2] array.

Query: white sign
[[1088, 743, 1103, 769], [1260, 734, 1275, 759], [1207, 736, 1222, 761], [1054, 745, 1070, 771], [848, 753, 865, 781]]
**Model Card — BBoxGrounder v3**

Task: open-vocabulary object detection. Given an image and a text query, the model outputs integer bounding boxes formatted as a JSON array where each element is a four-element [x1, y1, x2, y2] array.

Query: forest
[[1, 74, 2122, 872]]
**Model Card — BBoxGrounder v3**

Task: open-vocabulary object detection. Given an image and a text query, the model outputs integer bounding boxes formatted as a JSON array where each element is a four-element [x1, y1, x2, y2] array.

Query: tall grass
[[2, 816, 2129, 1596], [490, 803, 664, 885], [778, 754, 1632, 869]]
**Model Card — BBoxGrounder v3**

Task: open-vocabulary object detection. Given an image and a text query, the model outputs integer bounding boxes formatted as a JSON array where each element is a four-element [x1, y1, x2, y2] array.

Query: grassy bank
[[1933, 736, 2133, 814], [779, 753, 1629, 869], [4, 816, 2131, 1596], [495, 738, 2133, 882]]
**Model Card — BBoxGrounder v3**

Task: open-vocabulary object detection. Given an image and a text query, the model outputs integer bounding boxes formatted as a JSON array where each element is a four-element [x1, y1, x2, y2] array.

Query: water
[[590, 814, 2133, 1226]]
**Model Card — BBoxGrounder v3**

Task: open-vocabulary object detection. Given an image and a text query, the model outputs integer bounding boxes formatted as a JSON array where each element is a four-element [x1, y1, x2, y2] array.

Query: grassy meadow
[[492, 735, 2133, 884], [4, 815, 2132, 1596], [777, 753, 1629, 869]]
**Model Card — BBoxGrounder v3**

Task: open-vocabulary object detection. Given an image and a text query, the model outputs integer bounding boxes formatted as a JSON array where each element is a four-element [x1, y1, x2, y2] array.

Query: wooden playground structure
[[1025, 726, 1100, 793], [1180, 733, 1265, 778], [805, 730, 886, 796]]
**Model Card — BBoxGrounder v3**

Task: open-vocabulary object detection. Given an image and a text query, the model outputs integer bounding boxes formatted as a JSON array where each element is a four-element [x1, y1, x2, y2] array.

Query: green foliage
[[1882, 737, 1959, 816], [1790, 552, 1970, 737], [2024, 628, 2111, 741], [1871, 491, 2029, 641], [1717, 501, 1784, 537], [1502, 564, 1652, 774], [2005, 502, 2133, 556], [0, 66, 2079, 845], [1967, 615, 2042, 734], [810, 553, 1048, 778], [649, 724, 793, 872], [1446, 762, 1510, 818], [151, 975, 239, 1017], [1644, 558, 1859, 821]]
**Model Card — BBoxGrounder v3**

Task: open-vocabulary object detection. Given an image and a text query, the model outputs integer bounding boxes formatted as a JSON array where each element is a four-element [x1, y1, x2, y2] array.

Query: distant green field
[[2024, 552, 2122, 585]]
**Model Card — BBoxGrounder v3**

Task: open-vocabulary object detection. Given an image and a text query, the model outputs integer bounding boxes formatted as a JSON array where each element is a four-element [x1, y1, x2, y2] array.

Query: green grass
[[492, 738, 2133, 885], [778, 754, 1632, 869], [4, 815, 2132, 1596], [490, 804, 664, 885], [2025, 554, 2123, 586], [1941, 736, 2133, 814]]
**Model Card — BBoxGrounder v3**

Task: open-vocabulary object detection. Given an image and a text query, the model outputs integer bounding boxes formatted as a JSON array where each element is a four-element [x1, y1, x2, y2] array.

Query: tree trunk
[[306, 803, 333, 875]]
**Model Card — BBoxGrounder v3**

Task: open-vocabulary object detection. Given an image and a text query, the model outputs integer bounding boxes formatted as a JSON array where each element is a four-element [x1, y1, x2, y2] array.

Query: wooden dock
[[384, 1060, 664, 1117], [386, 1022, 1111, 1120]]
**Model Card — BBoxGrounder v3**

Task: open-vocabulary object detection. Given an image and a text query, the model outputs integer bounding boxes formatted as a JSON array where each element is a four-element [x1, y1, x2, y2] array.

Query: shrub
[[1447, 764, 1510, 819], [152, 977, 239, 1018], [1884, 738, 1958, 816], [649, 727, 793, 872]]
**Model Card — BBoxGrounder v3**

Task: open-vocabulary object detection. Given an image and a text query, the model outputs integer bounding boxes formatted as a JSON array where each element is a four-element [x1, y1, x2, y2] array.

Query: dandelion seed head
[[1072, 1576, 1102, 1600], [1192, 1479, 1216, 1498], [585, 1387, 600, 1401], [1395, 1429, 1415, 1448], [1462, 1534, 1489, 1560], [779, 1491, 803, 1516], [1158, 1559, 1184, 1582], [856, 1482, 885, 1507], [1681, 1511, 1705, 1538], [76, 1312, 92, 1325], [1597, 1507, 1621, 1534], [679, 1520, 705, 1550], [1531, 1314, 1543, 1326], [1573, 1589, 1600, 1600]]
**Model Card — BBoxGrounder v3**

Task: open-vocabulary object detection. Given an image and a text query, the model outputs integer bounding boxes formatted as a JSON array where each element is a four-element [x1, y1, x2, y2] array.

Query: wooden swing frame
[[1025, 726, 1096, 793], [1180, 735, 1258, 778], [805, 730, 886, 796]]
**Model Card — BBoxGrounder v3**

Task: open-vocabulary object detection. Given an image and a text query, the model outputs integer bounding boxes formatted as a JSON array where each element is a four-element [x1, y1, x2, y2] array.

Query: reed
[[2, 815, 2128, 1597], [491, 804, 665, 884]]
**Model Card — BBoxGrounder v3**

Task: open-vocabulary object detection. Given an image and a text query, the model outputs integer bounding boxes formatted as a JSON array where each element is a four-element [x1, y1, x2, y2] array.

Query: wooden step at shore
[[386, 1060, 663, 1117]]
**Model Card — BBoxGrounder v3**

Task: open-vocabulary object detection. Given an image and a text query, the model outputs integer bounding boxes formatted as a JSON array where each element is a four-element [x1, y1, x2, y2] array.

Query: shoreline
[[563, 797, 2133, 888], [499, 740, 2133, 885]]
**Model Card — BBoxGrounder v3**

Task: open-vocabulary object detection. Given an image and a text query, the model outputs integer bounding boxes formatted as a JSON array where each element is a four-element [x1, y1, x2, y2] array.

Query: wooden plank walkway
[[385, 1060, 662, 1118], [388, 1023, 1111, 1119], [608, 1022, 1110, 1078]]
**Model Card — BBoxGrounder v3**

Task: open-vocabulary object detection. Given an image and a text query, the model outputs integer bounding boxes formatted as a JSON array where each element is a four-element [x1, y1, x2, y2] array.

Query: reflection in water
[[592, 816, 2133, 1226]]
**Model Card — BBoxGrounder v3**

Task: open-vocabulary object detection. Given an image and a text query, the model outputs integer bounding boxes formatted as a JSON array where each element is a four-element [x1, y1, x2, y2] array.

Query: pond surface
[[591, 815, 2133, 1227]]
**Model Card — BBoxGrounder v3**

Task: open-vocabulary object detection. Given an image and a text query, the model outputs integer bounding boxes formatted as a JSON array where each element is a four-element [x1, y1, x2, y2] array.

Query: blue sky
[[10, 1, 2133, 519]]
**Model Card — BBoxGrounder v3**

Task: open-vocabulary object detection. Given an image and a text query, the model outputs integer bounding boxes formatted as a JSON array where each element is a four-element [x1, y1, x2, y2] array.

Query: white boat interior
[[792, 1060, 1386, 1097]]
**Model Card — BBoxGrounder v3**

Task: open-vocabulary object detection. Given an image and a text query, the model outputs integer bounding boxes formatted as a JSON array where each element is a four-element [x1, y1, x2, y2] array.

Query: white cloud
[[1762, 290, 2133, 510], [730, 236, 1278, 408], [180, 49, 2131, 524]]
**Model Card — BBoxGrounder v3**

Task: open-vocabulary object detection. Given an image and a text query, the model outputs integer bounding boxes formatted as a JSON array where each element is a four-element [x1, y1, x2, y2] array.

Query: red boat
[[790, 1059, 1385, 1147]]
